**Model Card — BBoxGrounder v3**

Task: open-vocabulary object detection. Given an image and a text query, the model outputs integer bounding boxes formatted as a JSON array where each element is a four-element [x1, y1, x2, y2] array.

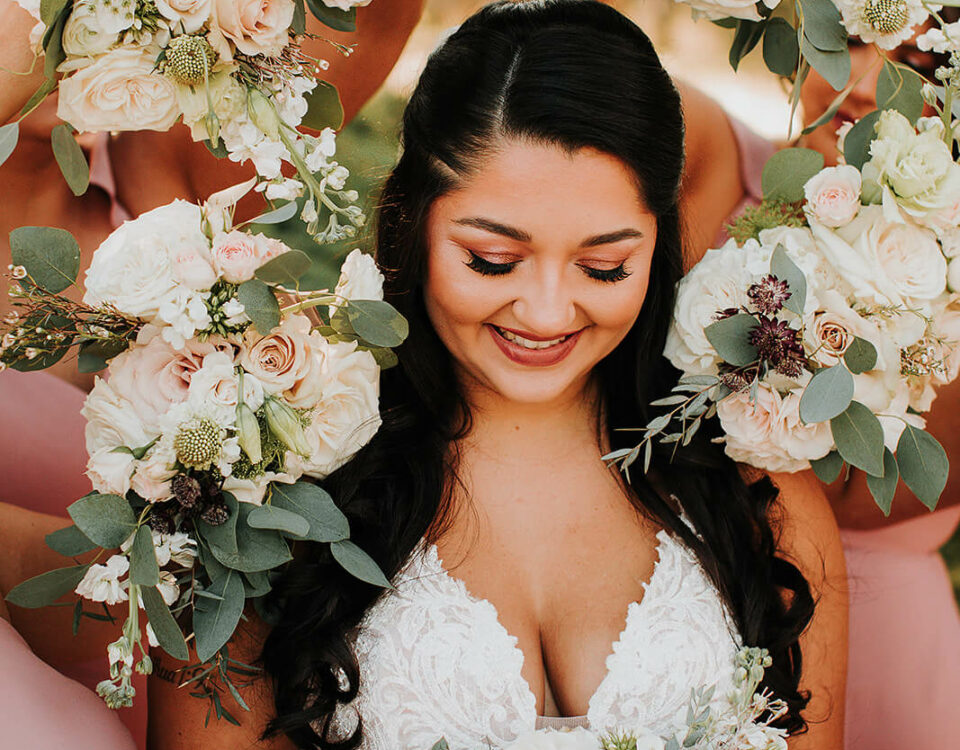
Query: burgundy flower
[[749, 316, 805, 370], [715, 307, 741, 321], [748, 274, 792, 316], [718, 366, 753, 392]]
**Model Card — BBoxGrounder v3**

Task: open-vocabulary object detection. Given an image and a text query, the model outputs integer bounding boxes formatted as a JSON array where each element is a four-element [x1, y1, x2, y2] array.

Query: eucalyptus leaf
[[301, 80, 345, 132], [197, 492, 240, 559], [67, 493, 136, 549], [810, 451, 844, 484], [876, 61, 924, 124], [729, 19, 766, 71], [141, 584, 189, 661], [51, 124, 90, 197], [45, 524, 97, 557], [331, 540, 392, 589], [844, 336, 877, 374], [770, 244, 807, 315], [237, 279, 280, 335], [0, 122, 18, 169], [242, 570, 272, 598], [896, 425, 948, 510], [802, 81, 854, 135], [247, 504, 310, 538], [249, 202, 298, 226], [304, 0, 355, 30], [9, 226, 81, 293], [5, 564, 89, 609], [205, 500, 292, 573], [843, 110, 882, 170], [254, 250, 311, 285], [431, 740, 451, 750], [39, 0, 68, 25], [291, 0, 305, 34], [345, 299, 409, 348], [799, 0, 847, 51], [193, 568, 245, 662], [18, 78, 56, 120], [866, 448, 899, 516], [799, 365, 854, 423], [761, 148, 824, 203], [78, 338, 129, 374], [366, 346, 399, 370], [43, 5, 69, 80], [704, 313, 758, 367], [270, 481, 349, 543], [801, 37, 851, 91], [129, 525, 159, 586], [762, 18, 799, 76], [204, 138, 229, 158], [830, 400, 884, 477]]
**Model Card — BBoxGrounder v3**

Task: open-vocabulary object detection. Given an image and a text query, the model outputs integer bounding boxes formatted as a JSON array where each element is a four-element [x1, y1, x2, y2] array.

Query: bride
[[151, 1, 846, 747]]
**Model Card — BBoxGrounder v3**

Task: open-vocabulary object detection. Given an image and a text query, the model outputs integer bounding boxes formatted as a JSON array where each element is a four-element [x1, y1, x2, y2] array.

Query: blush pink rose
[[211, 231, 290, 283], [211, 0, 294, 57], [803, 165, 861, 228]]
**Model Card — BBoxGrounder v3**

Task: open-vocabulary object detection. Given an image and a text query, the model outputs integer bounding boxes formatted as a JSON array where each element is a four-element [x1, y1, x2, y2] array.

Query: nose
[[510, 264, 578, 336]]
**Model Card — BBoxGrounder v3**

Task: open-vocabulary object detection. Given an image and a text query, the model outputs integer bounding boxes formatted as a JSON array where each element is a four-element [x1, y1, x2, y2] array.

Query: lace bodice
[[332, 529, 742, 749]]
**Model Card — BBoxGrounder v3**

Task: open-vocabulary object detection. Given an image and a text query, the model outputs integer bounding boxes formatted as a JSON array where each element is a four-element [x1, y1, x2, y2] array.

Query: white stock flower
[[917, 21, 960, 53], [157, 290, 213, 349], [75, 555, 130, 605], [328, 249, 385, 318], [211, 0, 294, 57], [86, 447, 136, 495], [154, 530, 198, 567], [317, 0, 371, 9], [155, 0, 211, 32], [92, 0, 135, 34], [157, 571, 180, 605], [222, 470, 296, 505], [58, 47, 179, 133], [803, 165, 861, 227], [188, 349, 264, 416], [503, 727, 601, 750], [305, 128, 337, 171], [264, 178, 303, 201], [178, 71, 248, 142], [322, 164, 350, 191], [62, 1, 118, 56], [146, 623, 159, 648], [677, 0, 779, 22], [832, 0, 930, 49]]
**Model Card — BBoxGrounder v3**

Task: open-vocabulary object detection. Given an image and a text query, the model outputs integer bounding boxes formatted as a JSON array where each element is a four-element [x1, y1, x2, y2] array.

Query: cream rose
[[679, 0, 779, 21], [82, 378, 155, 457], [211, 0, 294, 57], [86, 447, 136, 496], [317, 0, 371, 9], [62, 1, 118, 56], [239, 314, 314, 394], [58, 47, 179, 133], [130, 445, 177, 502], [222, 470, 296, 505], [156, 0, 211, 32], [803, 165, 861, 228], [189, 350, 265, 413], [771, 390, 835, 462], [873, 222, 947, 302]]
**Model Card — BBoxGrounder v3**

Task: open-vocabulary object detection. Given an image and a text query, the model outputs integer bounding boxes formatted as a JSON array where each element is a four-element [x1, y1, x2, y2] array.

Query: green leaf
[[237, 279, 280, 335], [67, 493, 137, 549], [39, 0, 68, 25], [301, 80, 345, 132], [249, 202, 298, 226], [193, 568, 245, 662], [345, 299, 409, 348], [43, 4, 69, 80], [830, 401, 884, 477], [431, 741, 451, 750], [365, 346, 399, 370], [9, 226, 81, 293], [770, 243, 807, 315], [761, 148, 824, 202], [18, 77, 57, 120], [5, 564, 89, 608], [729, 19, 766, 71], [866, 448, 899, 516], [78, 338, 129, 373], [204, 138, 229, 159], [802, 82, 854, 135], [800, 365, 854, 423], [330, 540, 392, 589], [896, 425, 949, 510], [704, 313, 758, 367], [129, 525, 159, 587], [304, 0, 356, 31], [0, 122, 18, 169], [801, 37, 851, 91], [876, 61, 924, 124], [45, 524, 97, 557], [141, 584, 189, 661], [254, 250, 311, 286], [762, 18, 799, 76], [247, 504, 310, 538], [291, 0, 306, 34], [242, 570, 272, 598], [799, 0, 847, 51], [270, 481, 349, 543], [206, 500, 292, 573], [844, 336, 877, 374], [810, 451, 844, 483], [9, 343, 70, 372], [51, 124, 90, 197], [197, 492, 240, 560], [843, 109, 882, 170]]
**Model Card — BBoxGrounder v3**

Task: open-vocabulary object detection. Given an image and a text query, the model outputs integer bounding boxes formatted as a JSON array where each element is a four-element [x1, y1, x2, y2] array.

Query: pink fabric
[[82, 132, 133, 229], [714, 117, 775, 248]]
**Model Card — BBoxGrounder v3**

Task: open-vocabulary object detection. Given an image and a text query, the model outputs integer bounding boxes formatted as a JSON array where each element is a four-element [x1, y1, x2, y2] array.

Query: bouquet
[[608, 103, 959, 514], [3, 0, 372, 241], [429, 648, 789, 750], [1, 178, 406, 714]]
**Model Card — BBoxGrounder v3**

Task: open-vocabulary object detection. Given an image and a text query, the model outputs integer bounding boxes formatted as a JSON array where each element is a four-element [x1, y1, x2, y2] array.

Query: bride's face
[[423, 139, 658, 405]]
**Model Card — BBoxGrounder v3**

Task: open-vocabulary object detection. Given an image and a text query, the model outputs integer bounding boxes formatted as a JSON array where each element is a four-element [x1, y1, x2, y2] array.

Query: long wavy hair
[[261, 2, 815, 747]]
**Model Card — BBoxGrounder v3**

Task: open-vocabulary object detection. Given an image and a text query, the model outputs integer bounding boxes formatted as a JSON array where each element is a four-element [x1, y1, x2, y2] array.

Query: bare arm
[[0, 0, 45, 124]]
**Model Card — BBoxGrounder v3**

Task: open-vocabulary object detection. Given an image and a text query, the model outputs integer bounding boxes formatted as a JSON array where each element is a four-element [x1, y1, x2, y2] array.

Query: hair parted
[[261, 2, 814, 747]]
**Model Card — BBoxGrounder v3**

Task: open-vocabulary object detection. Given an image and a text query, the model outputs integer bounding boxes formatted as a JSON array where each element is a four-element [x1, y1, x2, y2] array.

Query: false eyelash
[[580, 263, 632, 283], [464, 251, 517, 276]]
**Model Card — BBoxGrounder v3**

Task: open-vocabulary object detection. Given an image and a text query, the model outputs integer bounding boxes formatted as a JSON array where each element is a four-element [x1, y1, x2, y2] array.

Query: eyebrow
[[453, 217, 643, 247]]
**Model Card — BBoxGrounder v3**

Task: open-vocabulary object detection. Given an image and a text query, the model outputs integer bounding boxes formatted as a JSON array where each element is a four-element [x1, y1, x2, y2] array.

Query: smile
[[488, 325, 584, 367], [496, 327, 573, 349]]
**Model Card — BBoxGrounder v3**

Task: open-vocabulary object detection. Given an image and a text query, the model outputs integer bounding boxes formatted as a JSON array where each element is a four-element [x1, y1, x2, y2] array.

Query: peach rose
[[211, 0, 294, 57], [803, 165, 861, 228], [238, 314, 314, 394]]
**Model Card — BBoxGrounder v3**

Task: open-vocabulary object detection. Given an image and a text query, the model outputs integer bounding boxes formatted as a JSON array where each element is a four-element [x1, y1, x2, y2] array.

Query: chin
[[478, 368, 591, 405]]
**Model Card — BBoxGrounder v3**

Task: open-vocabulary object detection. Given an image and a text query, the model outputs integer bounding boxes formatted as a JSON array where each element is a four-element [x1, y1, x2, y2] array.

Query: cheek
[[423, 247, 499, 344], [583, 260, 653, 339]]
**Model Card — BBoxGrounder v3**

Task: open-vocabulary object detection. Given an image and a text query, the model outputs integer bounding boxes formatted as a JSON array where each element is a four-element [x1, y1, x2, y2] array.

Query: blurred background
[[258, 0, 960, 598]]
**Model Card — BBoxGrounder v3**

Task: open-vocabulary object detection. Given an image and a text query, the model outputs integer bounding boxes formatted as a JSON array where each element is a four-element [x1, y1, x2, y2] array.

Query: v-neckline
[[419, 528, 673, 722]]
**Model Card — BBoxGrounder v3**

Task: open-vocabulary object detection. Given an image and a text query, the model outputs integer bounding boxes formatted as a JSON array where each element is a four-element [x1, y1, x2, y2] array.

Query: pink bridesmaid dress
[[722, 116, 960, 749]]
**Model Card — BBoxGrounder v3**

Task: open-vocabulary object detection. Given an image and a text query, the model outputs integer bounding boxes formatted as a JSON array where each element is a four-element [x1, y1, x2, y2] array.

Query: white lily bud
[[263, 397, 311, 456], [247, 89, 280, 140], [236, 402, 263, 465]]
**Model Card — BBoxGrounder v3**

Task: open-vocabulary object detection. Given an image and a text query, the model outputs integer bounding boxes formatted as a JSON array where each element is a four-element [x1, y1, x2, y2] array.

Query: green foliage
[[0, 122, 18, 169], [341, 299, 409, 348], [291, 0, 305, 34], [51, 124, 90, 197], [770, 244, 806, 315], [270, 481, 350, 543], [866, 447, 899, 515], [18, 79, 56, 120], [843, 110, 882, 170], [800, 38, 850, 91], [249, 202, 298, 226], [193, 568, 246, 662], [729, 19, 765, 71], [301, 81, 345, 132], [876, 61, 924, 124], [430, 740, 451, 750], [67, 493, 136, 549], [247, 504, 310, 538], [830, 400, 884, 476], [810, 451, 844, 483], [202, 500, 293, 573], [141, 584, 189, 661], [254, 250, 311, 286], [45, 524, 97, 557], [704, 313, 758, 367], [798, 0, 847, 51], [242, 570, 272, 598], [78, 338, 129, 373], [42, 3, 69, 80], [762, 148, 824, 202], [304, 0, 355, 31], [844, 337, 877, 374], [762, 18, 799, 76], [331, 540, 392, 589], [9, 226, 80, 294], [799, 365, 854, 423], [897, 425, 949, 510], [725, 200, 806, 244], [5, 564, 90, 608], [237, 279, 280, 335], [129, 525, 159, 586]]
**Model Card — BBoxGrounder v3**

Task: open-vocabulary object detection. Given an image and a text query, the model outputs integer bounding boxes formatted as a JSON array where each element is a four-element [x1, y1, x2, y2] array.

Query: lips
[[487, 324, 584, 367]]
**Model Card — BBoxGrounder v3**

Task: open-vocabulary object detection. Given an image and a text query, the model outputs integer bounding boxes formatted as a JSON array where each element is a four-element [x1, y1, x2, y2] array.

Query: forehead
[[429, 139, 653, 237]]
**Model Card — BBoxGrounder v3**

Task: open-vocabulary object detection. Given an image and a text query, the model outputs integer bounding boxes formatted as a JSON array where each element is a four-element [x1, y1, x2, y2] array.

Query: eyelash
[[464, 251, 632, 283]]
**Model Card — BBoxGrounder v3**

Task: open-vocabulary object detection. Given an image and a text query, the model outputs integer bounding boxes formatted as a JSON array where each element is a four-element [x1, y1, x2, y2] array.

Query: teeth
[[498, 327, 569, 350]]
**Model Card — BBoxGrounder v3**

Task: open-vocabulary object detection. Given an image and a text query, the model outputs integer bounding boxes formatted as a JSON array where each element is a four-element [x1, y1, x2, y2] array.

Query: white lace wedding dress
[[332, 528, 742, 749]]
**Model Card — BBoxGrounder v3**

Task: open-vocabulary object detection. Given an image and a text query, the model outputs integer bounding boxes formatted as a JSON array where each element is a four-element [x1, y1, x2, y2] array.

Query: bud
[[204, 109, 220, 148], [236, 403, 263, 465], [200, 502, 230, 526], [171, 474, 202, 509], [135, 655, 153, 675], [263, 397, 311, 456], [247, 89, 280, 140], [922, 82, 938, 106], [165, 35, 216, 86], [10, 265, 26, 280]]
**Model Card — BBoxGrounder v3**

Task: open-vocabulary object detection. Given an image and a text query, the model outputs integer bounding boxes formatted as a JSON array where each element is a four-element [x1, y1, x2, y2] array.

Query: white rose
[[716, 385, 811, 473], [873, 221, 947, 302], [58, 47, 180, 133], [75, 555, 129, 605], [131, 444, 177, 502], [803, 165, 861, 228], [679, 0, 779, 22], [83, 200, 209, 320], [86, 447, 136, 496], [156, 0, 211, 32], [82, 377, 155, 455], [189, 349, 264, 413], [62, 1, 118, 56], [222, 470, 296, 505], [504, 728, 600, 750], [933, 298, 960, 383], [771, 389, 834, 462], [211, 0, 294, 57], [328, 248, 385, 318], [238, 314, 315, 394], [317, 0, 371, 9]]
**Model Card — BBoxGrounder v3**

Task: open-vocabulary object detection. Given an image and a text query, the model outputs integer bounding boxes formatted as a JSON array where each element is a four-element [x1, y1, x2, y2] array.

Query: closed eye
[[579, 263, 632, 283], [464, 251, 518, 276]]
